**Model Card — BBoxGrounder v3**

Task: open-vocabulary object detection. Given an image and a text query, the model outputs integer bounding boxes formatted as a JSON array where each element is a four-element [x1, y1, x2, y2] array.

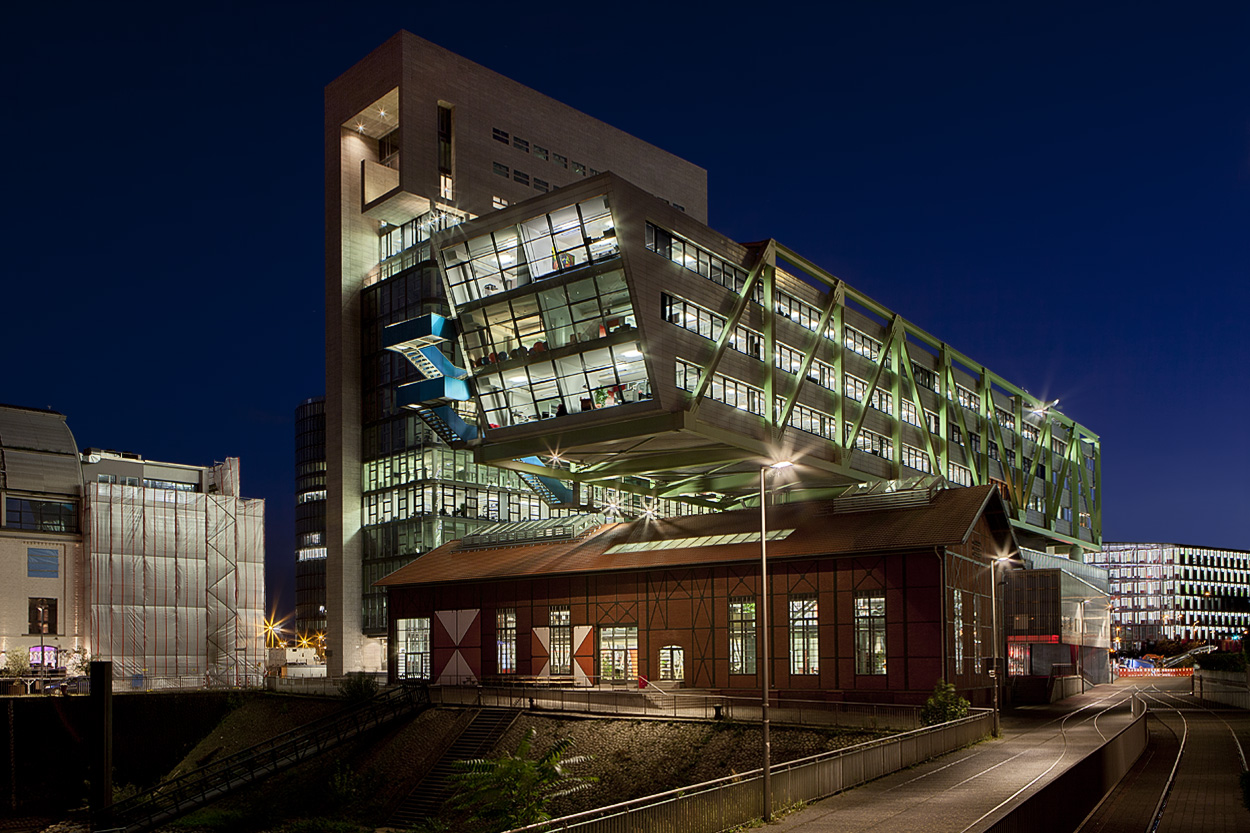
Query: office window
[[439, 173, 454, 200], [533, 177, 549, 193], [437, 105, 453, 174], [29, 598, 57, 636], [728, 597, 757, 675], [493, 162, 509, 178], [572, 161, 586, 175], [912, 363, 938, 391], [27, 548, 58, 579], [789, 595, 819, 675], [492, 196, 509, 210], [845, 327, 882, 362], [396, 617, 431, 680], [533, 145, 549, 161], [948, 462, 973, 487], [854, 592, 886, 675], [902, 444, 932, 473], [549, 606, 572, 676], [552, 153, 568, 168], [492, 127, 509, 143], [513, 170, 530, 186], [497, 608, 517, 674], [513, 136, 529, 153]]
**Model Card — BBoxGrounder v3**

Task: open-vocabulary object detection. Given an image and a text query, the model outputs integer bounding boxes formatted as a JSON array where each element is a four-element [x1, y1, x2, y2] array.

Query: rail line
[[1076, 679, 1248, 833]]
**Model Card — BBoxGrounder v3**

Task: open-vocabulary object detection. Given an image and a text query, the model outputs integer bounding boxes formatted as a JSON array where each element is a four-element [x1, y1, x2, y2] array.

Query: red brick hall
[[378, 485, 1018, 706]]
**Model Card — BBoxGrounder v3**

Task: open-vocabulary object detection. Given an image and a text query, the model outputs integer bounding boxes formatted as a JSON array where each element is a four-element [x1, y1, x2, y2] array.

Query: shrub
[[1195, 652, 1247, 673], [337, 672, 380, 702], [448, 728, 595, 832], [2, 651, 30, 678], [921, 680, 969, 726]]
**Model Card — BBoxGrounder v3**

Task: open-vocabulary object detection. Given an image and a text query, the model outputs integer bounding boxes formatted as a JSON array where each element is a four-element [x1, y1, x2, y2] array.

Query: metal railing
[[430, 684, 924, 730], [106, 683, 429, 832], [503, 711, 993, 833]]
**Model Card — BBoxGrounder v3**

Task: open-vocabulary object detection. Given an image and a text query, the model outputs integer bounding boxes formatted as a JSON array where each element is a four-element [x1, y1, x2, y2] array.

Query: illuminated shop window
[[441, 195, 617, 308]]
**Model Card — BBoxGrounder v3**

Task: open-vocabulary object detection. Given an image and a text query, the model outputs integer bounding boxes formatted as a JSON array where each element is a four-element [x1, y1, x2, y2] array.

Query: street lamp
[[989, 556, 1009, 737], [760, 460, 792, 822]]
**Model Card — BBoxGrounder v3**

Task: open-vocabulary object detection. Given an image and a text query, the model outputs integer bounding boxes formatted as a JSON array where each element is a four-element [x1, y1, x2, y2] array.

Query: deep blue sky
[[4, 3, 1247, 623]]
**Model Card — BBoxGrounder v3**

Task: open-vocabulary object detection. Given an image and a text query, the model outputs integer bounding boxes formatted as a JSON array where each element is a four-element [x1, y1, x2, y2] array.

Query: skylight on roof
[[605, 529, 795, 555]]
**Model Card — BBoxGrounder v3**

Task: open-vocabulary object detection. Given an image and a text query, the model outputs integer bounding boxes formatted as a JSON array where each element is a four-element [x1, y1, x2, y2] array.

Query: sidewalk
[[769, 683, 1140, 833]]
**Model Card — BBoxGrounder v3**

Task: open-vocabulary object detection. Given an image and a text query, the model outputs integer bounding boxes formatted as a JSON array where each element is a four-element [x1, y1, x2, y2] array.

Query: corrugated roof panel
[[378, 485, 1009, 588], [3, 450, 82, 495], [0, 407, 78, 455]]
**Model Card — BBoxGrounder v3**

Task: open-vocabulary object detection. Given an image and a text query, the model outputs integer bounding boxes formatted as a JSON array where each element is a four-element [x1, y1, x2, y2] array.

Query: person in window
[[555, 403, 568, 417]]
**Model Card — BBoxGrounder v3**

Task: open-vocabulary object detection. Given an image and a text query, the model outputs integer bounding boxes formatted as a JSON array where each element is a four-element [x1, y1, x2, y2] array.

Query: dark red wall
[[389, 525, 999, 705]]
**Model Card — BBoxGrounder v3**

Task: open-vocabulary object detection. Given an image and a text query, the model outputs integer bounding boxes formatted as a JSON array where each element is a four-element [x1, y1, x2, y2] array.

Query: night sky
[[5, 3, 1247, 624]]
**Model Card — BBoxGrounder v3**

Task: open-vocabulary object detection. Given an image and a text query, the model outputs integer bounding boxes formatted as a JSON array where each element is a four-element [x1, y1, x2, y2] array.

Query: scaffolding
[[86, 459, 264, 685]]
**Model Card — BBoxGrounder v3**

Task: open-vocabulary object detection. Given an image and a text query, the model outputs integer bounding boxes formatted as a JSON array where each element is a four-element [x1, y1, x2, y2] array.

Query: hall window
[[728, 597, 757, 675], [659, 645, 684, 681], [789, 595, 819, 675], [549, 606, 572, 676], [497, 608, 517, 674], [854, 592, 886, 675], [28, 598, 57, 636], [396, 617, 430, 680]]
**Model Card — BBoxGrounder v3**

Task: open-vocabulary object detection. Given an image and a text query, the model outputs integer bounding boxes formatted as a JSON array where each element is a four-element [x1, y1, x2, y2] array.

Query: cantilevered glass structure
[[385, 172, 1100, 554]]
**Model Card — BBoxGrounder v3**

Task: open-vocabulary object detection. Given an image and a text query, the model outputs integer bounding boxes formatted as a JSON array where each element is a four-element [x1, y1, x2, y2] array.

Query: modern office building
[[325, 32, 710, 675], [1088, 543, 1250, 647], [295, 397, 328, 637], [327, 32, 1103, 676], [381, 484, 1018, 705], [0, 405, 85, 677], [0, 403, 265, 685]]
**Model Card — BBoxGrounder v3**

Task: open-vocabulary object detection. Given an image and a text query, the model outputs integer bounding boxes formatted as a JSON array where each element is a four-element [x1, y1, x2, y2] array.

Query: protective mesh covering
[[86, 473, 264, 685]]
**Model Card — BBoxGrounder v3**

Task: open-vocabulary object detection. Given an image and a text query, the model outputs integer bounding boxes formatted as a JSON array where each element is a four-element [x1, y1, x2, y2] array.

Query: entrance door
[[598, 626, 638, 683]]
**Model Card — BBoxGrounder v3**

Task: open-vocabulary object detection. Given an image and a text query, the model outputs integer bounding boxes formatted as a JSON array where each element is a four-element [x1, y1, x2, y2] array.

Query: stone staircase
[[387, 706, 521, 827]]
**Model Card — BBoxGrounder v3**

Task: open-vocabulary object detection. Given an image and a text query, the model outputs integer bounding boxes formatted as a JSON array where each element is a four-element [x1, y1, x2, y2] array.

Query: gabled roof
[[378, 485, 1016, 588]]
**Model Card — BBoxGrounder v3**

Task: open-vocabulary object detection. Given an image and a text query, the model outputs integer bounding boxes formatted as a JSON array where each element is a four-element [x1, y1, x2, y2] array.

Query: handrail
[[503, 710, 991, 832], [109, 683, 429, 831]]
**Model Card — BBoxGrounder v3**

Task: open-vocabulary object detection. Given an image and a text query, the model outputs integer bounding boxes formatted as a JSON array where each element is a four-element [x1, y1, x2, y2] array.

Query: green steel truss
[[473, 240, 1101, 550]]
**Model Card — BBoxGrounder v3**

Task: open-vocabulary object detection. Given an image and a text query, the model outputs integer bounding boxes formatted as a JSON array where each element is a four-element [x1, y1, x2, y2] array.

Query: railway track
[[1077, 678, 1249, 833]]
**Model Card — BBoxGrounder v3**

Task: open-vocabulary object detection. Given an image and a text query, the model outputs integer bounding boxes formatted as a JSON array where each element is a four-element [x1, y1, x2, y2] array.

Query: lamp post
[[759, 460, 792, 822], [989, 557, 1008, 737]]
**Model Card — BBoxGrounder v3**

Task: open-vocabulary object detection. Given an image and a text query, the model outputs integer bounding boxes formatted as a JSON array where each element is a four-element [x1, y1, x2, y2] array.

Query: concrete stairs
[[387, 706, 521, 827]]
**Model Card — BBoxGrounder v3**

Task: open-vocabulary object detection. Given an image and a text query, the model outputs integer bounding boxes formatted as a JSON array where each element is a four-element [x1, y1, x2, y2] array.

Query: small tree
[[921, 679, 969, 725], [448, 728, 594, 832], [3, 650, 31, 678]]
